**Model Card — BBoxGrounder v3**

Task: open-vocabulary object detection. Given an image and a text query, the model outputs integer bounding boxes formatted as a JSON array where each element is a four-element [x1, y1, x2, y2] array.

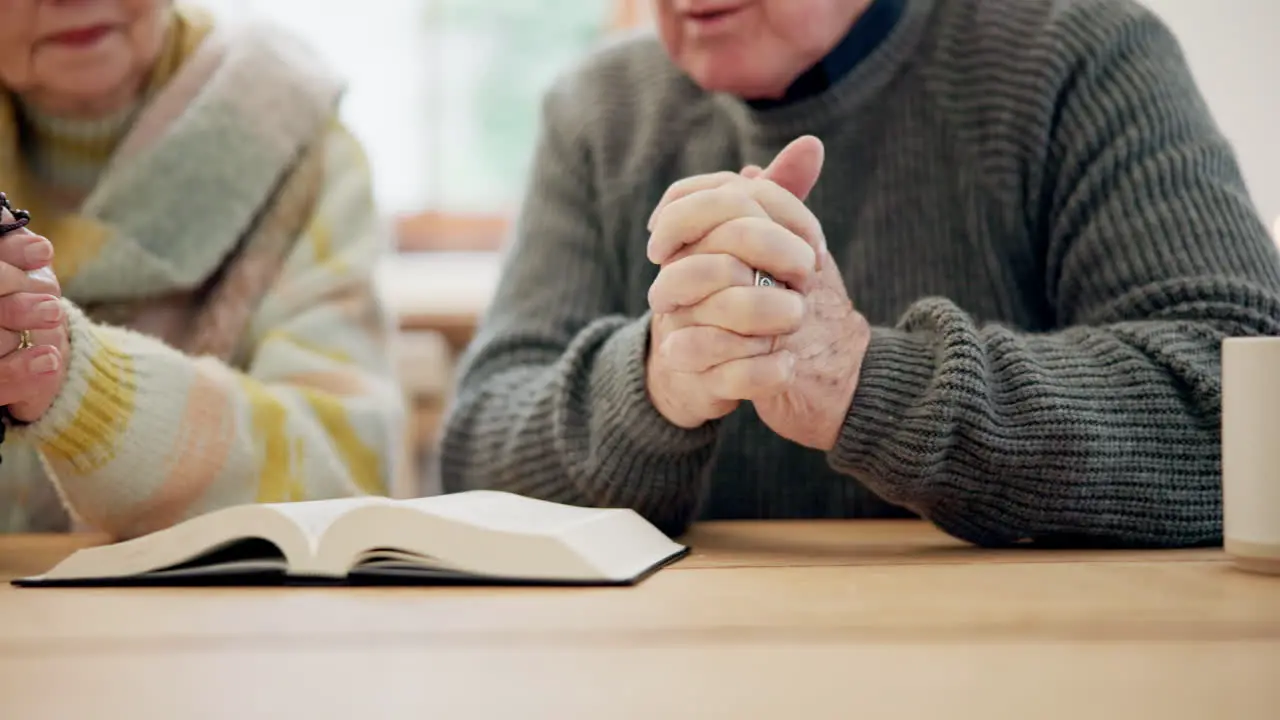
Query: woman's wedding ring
[[16, 329, 33, 351], [754, 270, 776, 288]]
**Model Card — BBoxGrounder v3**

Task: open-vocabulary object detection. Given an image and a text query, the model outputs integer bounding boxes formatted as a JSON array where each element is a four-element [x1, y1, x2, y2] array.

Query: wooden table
[[1, 521, 1278, 719]]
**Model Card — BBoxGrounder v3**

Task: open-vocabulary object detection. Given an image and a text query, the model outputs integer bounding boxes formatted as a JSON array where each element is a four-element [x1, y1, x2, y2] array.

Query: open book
[[13, 491, 688, 587]]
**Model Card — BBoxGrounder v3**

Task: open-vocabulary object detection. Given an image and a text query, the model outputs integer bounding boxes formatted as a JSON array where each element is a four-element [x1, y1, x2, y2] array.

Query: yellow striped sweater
[[0, 7, 404, 537]]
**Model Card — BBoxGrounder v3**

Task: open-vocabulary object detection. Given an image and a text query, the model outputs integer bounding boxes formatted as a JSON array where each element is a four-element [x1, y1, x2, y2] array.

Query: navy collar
[[748, 0, 906, 110]]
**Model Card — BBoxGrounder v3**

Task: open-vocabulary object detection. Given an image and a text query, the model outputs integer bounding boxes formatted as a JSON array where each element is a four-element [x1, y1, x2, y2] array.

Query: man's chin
[[684, 66, 788, 100], [672, 46, 782, 96]]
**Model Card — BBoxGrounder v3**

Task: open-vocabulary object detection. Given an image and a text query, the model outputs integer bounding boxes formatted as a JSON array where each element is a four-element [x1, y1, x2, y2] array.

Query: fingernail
[[29, 353, 59, 375], [24, 240, 53, 266], [34, 298, 62, 323]]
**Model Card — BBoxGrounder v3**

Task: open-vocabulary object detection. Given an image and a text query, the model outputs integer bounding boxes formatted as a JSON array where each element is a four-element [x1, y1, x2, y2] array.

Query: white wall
[[1142, 0, 1280, 232]]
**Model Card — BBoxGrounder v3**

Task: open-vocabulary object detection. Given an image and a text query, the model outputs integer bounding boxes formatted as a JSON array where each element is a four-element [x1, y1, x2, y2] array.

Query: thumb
[[760, 135, 824, 201]]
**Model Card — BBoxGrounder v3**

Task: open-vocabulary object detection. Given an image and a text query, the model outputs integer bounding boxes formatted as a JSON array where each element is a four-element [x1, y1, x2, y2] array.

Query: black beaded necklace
[[0, 192, 29, 234], [0, 192, 33, 466]]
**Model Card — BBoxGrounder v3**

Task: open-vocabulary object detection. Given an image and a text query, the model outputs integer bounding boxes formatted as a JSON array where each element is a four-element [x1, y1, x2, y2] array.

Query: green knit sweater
[[440, 0, 1280, 547]]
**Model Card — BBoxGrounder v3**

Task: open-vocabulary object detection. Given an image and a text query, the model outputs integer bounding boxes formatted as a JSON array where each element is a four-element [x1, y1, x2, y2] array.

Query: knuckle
[[664, 245, 696, 265], [694, 326, 730, 362], [0, 237, 23, 269], [779, 291, 807, 328], [28, 270, 60, 296], [697, 217, 748, 258], [0, 295, 22, 328], [0, 263, 22, 295], [744, 358, 774, 388], [750, 334, 776, 357], [761, 225, 813, 280], [659, 327, 696, 370], [649, 311, 678, 346], [749, 352, 793, 391], [730, 355, 780, 395], [730, 333, 773, 366], [650, 256, 711, 312], [753, 289, 805, 333], [678, 327, 724, 372], [792, 238, 818, 276], [723, 215, 762, 247], [710, 217, 811, 282], [713, 326, 772, 365], [672, 171, 733, 194], [709, 185, 757, 217], [712, 361, 747, 398], [660, 257, 701, 297], [770, 233, 810, 279], [667, 325, 752, 374], [700, 171, 741, 188], [704, 171, 740, 189], [660, 177, 691, 200], [803, 218, 825, 248], [654, 258, 696, 303], [647, 271, 669, 310], [702, 290, 742, 332], [665, 173, 729, 207], [707, 253, 748, 289], [684, 254, 717, 283], [0, 356, 20, 388], [747, 291, 775, 329]]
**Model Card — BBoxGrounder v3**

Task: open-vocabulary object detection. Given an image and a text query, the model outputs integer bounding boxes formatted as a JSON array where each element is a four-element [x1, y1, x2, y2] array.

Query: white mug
[[1222, 337, 1280, 574]]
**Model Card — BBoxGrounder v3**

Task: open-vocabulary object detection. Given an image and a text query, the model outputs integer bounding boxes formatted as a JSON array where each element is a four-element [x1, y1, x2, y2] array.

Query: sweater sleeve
[[439, 83, 719, 535], [17, 123, 405, 540], [829, 3, 1280, 548]]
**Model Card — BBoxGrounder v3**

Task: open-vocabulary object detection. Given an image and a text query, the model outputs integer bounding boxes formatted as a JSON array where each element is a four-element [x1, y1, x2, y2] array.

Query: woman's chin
[[30, 45, 137, 109], [27, 69, 136, 116]]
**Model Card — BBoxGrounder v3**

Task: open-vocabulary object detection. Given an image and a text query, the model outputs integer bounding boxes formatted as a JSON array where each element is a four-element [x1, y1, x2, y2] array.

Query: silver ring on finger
[[754, 270, 776, 287]]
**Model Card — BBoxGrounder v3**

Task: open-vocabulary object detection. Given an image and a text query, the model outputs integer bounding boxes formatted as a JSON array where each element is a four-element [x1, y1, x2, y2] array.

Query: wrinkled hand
[[0, 204, 69, 423], [645, 137, 870, 450]]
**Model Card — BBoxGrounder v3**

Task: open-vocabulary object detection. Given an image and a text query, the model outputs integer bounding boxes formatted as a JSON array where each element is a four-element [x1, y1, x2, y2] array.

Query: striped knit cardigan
[[0, 9, 404, 537]]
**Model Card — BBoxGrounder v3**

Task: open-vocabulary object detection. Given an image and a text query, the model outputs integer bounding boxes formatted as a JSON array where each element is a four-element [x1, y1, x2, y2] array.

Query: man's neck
[[749, 0, 907, 110]]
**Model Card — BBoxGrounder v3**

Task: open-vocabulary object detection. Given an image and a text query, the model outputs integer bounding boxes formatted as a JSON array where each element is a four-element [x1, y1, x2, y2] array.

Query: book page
[[28, 504, 313, 582], [267, 496, 394, 542], [289, 490, 688, 584], [400, 490, 610, 535]]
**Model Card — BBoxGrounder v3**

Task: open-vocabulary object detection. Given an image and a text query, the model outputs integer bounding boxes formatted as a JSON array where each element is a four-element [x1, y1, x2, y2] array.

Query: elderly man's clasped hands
[[645, 136, 871, 451], [0, 197, 69, 423]]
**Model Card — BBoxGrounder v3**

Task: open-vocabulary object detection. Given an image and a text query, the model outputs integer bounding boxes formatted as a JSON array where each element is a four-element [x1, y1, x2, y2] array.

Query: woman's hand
[[0, 204, 70, 422], [645, 137, 870, 450]]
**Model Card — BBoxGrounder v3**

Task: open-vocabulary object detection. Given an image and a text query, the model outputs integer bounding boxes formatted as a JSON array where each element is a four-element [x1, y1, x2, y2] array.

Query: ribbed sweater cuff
[[584, 314, 719, 505], [20, 301, 137, 467], [830, 327, 936, 485]]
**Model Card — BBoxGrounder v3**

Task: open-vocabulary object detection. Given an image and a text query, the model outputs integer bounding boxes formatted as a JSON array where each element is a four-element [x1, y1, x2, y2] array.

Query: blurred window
[[197, 0, 651, 249]]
